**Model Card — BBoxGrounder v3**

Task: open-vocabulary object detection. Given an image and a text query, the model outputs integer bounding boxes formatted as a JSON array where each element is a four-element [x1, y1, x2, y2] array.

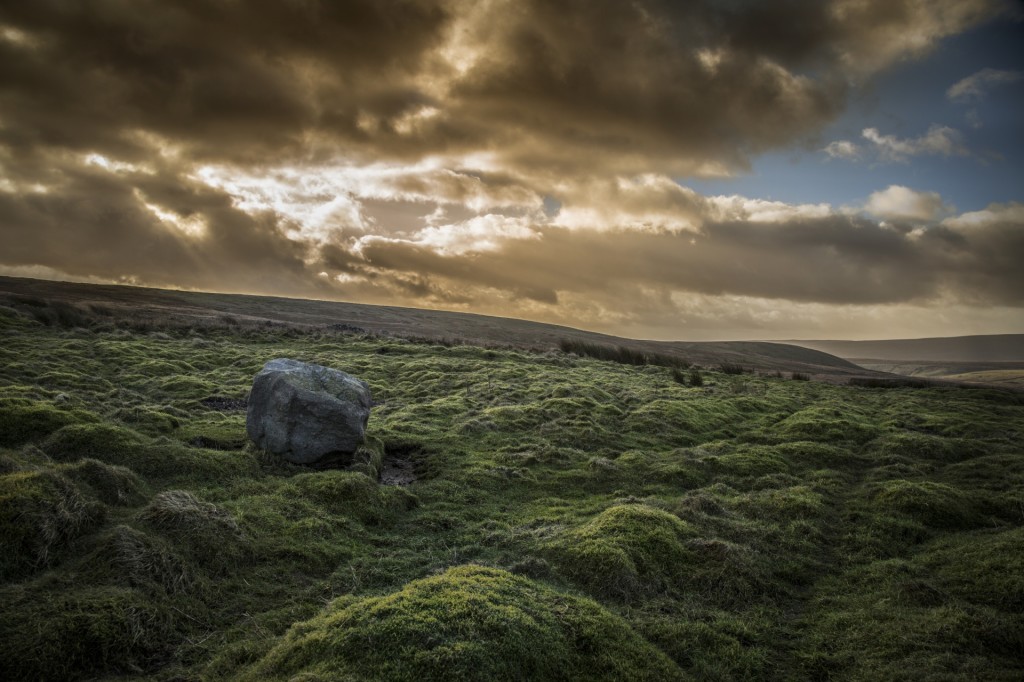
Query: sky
[[1, 0, 1022, 341]]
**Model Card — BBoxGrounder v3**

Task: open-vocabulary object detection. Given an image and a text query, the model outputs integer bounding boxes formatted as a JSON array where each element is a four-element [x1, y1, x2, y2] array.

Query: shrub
[[688, 368, 704, 386], [790, 372, 810, 381], [244, 565, 684, 681], [719, 363, 746, 375]]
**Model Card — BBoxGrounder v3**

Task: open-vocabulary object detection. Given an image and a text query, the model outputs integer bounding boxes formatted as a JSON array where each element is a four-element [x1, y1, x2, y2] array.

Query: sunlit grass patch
[[245, 564, 685, 681]]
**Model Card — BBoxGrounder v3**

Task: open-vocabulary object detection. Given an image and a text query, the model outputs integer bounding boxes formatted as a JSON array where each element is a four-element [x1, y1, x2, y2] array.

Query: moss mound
[[138, 490, 246, 568], [776, 407, 879, 444], [42, 422, 145, 464], [0, 397, 95, 447], [871, 480, 978, 529], [0, 470, 104, 580], [800, 556, 1024, 680], [61, 458, 148, 506], [547, 504, 694, 600], [246, 564, 683, 681], [288, 470, 416, 525]]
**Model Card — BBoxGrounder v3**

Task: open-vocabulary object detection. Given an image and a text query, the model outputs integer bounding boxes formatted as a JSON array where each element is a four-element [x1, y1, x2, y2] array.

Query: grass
[[245, 564, 684, 681], [559, 338, 689, 369], [0, 308, 1022, 680]]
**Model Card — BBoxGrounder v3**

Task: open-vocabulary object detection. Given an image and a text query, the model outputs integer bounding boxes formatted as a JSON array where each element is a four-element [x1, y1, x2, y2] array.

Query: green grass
[[0, 313, 1022, 680]]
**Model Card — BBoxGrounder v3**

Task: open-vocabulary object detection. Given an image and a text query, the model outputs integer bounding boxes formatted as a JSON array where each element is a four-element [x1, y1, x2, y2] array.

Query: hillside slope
[[787, 335, 1024, 363], [0, 276, 872, 379], [1, 305, 1022, 680]]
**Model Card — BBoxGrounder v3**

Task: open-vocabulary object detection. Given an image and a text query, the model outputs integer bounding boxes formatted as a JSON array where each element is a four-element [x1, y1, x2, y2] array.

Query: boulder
[[246, 358, 372, 465]]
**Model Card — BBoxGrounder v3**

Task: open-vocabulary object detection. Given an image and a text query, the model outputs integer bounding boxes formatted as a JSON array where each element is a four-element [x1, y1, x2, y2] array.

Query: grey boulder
[[246, 358, 372, 465]]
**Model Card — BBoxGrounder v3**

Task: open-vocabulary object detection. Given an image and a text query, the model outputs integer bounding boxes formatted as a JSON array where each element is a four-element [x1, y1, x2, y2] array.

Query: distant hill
[[0, 276, 875, 380], [786, 335, 1024, 363]]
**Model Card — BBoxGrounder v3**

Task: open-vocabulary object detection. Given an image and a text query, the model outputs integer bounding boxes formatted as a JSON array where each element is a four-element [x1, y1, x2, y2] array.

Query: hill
[[786, 335, 1024, 363], [787, 335, 1024, 388], [0, 276, 872, 380]]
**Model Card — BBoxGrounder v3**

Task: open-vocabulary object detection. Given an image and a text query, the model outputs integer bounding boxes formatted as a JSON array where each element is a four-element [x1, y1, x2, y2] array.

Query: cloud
[[0, 151, 321, 297], [822, 140, 861, 159], [0, 0, 1000, 178], [0, 0, 1017, 339], [861, 125, 967, 162], [864, 185, 952, 221], [308, 179, 1023, 313], [823, 125, 969, 163], [947, 68, 1023, 101]]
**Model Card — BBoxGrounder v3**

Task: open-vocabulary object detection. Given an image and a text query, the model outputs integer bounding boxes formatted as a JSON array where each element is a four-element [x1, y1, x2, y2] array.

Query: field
[[1, 296, 1023, 680], [852, 360, 1024, 390]]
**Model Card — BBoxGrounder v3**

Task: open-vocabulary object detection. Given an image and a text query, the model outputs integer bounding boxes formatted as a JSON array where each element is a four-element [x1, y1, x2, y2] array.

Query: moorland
[[1, 280, 1022, 680]]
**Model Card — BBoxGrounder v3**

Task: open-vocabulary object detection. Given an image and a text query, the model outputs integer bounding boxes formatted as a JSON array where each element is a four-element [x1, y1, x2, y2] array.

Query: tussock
[[85, 524, 198, 595], [62, 458, 148, 506], [138, 490, 246, 568], [0, 470, 104, 579]]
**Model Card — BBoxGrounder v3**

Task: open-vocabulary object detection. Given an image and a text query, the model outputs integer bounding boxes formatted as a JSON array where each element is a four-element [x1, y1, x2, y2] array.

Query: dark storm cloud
[[0, 0, 1012, 322], [0, 155, 320, 296], [0, 0, 999, 170], [0, 0, 451, 162]]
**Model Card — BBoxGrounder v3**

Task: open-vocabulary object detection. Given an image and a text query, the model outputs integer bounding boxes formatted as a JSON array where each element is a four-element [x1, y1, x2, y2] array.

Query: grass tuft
[[0, 470, 104, 580]]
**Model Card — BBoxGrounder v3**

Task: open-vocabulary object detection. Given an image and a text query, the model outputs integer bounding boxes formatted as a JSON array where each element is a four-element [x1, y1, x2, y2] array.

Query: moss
[[869, 431, 974, 463], [775, 406, 880, 444], [735, 485, 826, 522], [0, 585, 179, 681], [288, 470, 414, 525], [799, 557, 1024, 680], [113, 405, 181, 434], [244, 565, 684, 681], [0, 470, 104, 580], [42, 422, 145, 464], [918, 527, 1024, 612], [42, 423, 257, 483], [0, 397, 96, 447], [546, 504, 695, 600], [349, 433, 385, 478], [3, 310, 1024, 679], [636, 608, 774, 678], [704, 445, 793, 478], [61, 458, 148, 506], [870, 479, 979, 529]]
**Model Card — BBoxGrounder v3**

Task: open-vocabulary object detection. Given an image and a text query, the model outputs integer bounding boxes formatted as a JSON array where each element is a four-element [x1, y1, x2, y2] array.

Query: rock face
[[246, 358, 372, 465]]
